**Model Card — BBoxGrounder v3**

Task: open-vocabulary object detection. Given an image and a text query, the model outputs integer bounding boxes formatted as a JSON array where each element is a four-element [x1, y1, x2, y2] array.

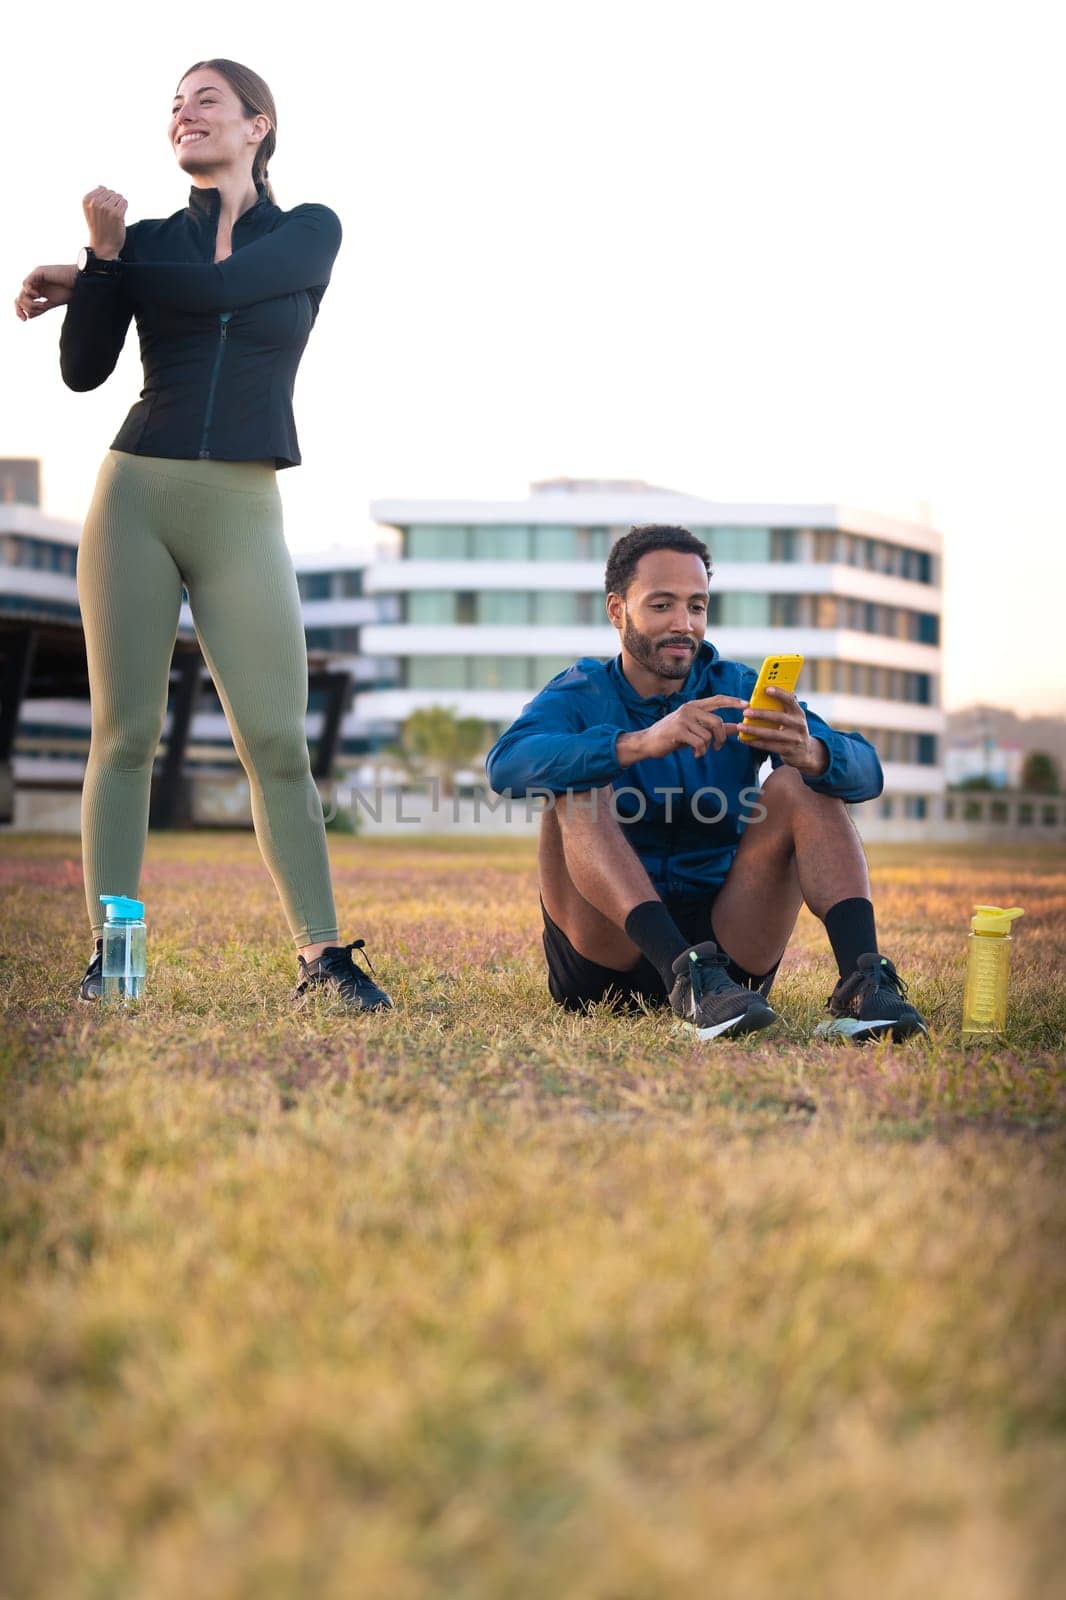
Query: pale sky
[[3, 0, 1064, 713]]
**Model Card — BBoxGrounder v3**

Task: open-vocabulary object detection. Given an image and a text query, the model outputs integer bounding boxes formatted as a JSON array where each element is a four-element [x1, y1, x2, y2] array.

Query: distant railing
[[939, 790, 1066, 838], [855, 790, 1066, 844]]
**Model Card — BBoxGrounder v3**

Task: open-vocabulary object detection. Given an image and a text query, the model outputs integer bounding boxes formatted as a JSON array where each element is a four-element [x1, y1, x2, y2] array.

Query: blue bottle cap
[[100, 894, 145, 921]]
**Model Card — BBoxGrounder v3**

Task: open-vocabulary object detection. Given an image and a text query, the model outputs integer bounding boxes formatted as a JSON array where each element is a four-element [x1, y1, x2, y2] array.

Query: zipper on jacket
[[197, 311, 233, 458]]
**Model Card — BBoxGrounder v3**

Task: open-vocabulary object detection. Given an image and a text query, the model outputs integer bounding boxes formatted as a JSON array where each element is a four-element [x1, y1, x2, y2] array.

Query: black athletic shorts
[[541, 894, 781, 1012]]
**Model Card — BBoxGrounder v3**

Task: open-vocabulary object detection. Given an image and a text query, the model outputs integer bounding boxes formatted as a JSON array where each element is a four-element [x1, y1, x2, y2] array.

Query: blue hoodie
[[485, 641, 883, 900]]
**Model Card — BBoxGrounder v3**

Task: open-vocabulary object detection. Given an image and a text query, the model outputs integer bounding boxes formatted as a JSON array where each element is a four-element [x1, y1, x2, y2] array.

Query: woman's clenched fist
[[82, 186, 128, 258]]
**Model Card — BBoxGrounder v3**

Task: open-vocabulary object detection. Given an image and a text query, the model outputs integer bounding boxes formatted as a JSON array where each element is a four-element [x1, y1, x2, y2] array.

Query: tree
[[397, 705, 489, 796], [955, 775, 996, 792], [1020, 750, 1060, 794]]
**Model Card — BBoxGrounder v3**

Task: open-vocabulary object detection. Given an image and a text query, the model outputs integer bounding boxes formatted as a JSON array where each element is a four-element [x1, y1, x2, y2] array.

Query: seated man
[[485, 523, 927, 1043]]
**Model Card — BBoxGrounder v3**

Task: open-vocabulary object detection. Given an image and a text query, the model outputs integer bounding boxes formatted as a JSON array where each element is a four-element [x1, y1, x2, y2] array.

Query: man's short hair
[[604, 524, 712, 598]]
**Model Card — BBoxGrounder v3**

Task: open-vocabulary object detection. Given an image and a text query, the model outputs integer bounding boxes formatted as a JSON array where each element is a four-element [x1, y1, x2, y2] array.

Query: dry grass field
[[2, 832, 1065, 1600]]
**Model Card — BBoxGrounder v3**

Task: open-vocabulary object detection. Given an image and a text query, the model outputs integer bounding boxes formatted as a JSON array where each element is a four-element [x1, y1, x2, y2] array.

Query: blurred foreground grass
[[2, 833, 1065, 1599]]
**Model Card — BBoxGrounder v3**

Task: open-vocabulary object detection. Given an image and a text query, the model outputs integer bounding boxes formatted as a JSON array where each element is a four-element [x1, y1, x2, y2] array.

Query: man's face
[[608, 549, 710, 682]]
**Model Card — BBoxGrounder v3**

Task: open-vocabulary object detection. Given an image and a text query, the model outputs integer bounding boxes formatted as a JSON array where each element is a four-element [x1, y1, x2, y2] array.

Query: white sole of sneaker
[[681, 1006, 778, 1041], [814, 1016, 928, 1041]]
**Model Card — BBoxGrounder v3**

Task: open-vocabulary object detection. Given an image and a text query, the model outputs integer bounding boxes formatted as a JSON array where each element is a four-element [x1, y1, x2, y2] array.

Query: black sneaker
[[668, 941, 777, 1040], [79, 939, 103, 1003], [293, 939, 393, 1011], [815, 952, 928, 1042]]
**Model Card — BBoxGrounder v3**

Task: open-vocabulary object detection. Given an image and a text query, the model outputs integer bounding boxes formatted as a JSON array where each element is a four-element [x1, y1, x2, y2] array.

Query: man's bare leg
[[710, 765, 871, 974], [539, 788, 655, 970], [541, 768, 873, 979]]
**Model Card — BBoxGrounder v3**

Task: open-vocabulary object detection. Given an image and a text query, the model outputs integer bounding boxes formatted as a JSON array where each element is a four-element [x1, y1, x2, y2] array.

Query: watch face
[[77, 248, 90, 272]]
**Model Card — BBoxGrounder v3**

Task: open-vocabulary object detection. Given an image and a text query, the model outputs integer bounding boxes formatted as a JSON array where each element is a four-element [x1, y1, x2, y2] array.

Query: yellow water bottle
[[961, 905, 1024, 1040]]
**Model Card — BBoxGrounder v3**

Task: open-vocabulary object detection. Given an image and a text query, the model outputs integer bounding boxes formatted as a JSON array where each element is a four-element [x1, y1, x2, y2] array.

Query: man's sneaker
[[293, 939, 393, 1011], [815, 952, 928, 1042], [79, 939, 103, 1003], [668, 941, 777, 1040]]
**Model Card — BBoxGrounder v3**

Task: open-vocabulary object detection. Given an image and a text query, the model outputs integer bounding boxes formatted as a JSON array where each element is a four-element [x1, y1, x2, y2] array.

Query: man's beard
[[622, 615, 696, 681]]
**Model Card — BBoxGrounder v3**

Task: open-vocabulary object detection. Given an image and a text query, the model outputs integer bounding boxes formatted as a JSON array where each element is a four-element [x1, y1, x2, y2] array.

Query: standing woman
[[14, 58, 392, 1011]]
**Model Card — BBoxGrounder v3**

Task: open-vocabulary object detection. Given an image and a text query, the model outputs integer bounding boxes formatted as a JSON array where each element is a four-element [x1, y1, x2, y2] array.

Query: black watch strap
[[77, 247, 122, 278]]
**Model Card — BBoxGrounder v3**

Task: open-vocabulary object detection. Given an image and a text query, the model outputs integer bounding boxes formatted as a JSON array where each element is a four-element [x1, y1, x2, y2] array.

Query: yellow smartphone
[[738, 653, 805, 743]]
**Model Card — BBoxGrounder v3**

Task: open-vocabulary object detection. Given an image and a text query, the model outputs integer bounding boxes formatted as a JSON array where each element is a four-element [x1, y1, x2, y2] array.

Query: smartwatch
[[76, 247, 122, 277]]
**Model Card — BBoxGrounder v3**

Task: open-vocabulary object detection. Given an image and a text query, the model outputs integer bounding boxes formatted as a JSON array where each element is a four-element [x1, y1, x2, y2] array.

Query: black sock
[[624, 900, 691, 989], [823, 897, 878, 979]]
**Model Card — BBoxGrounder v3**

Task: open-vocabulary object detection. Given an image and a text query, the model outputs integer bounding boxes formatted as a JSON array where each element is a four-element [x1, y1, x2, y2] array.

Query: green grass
[[2, 834, 1065, 1599]]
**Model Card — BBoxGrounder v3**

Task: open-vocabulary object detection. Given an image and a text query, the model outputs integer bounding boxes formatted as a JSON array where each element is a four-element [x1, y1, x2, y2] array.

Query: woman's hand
[[14, 264, 77, 321], [83, 186, 127, 258]]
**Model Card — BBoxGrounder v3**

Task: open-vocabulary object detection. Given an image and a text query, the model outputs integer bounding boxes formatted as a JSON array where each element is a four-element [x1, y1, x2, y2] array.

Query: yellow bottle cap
[[972, 905, 1025, 935]]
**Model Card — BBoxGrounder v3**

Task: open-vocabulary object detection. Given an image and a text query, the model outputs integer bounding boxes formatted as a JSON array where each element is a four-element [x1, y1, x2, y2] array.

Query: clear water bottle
[[99, 894, 147, 1002]]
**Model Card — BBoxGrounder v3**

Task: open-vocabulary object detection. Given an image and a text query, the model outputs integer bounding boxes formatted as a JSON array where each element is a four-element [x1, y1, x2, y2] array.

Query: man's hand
[[739, 687, 829, 775], [617, 695, 749, 764], [14, 264, 77, 321], [82, 186, 127, 258]]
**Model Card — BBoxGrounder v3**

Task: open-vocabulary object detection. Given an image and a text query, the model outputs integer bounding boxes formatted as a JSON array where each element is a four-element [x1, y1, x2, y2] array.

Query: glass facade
[[296, 569, 367, 601], [769, 593, 940, 645], [471, 525, 532, 561], [851, 729, 939, 765], [297, 572, 332, 601], [535, 526, 581, 560], [404, 590, 604, 625], [720, 592, 771, 626], [812, 530, 933, 583], [691, 526, 772, 562], [305, 626, 363, 653], [408, 524, 469, 561], [478, 591, 530, 625], [0, 534, 78, 575], [408, 591, 459, 624], [401, 654, 935, 703], [400, 521, 934, 585], [403, 586, 938, 643]]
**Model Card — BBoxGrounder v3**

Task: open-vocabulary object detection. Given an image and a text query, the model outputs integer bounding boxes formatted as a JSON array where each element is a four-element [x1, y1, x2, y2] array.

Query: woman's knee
[[235, 723, 310, 783], [91, 711, 166, 773]]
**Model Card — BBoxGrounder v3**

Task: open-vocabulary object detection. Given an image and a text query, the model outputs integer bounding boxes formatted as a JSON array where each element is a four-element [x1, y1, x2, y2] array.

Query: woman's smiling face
[[170, 69, 267, 178]]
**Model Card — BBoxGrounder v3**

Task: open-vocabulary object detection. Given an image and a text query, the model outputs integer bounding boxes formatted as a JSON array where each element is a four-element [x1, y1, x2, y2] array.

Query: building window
[[471, 525, 531, 561], [771, 595, 801, 626], [338, 570, 364, 598], [903, 796, 928, 820], [535, 655, 580, 685], [408, 592, 457, 624], [721, 592, 771, 625], [407, 656, 466, 689], [580, 528, 613, 561], [535, 526, 579, 560], [771, 529, 798, 561], [305, 626, 361, 652], [407, 525, 468, 561], [479, 591, 530, 625], [533, 591, 579, 625], [298, 572, 333, 601], [469, 657, 529, 689], [695, 526, 772, 562]]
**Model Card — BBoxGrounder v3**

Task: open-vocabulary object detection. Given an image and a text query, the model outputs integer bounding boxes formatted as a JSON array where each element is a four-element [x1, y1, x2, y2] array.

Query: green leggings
[[78, 449, 339, 947]]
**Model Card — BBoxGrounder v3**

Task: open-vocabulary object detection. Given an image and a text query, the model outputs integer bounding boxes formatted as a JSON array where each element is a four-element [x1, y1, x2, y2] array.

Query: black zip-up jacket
[[59, 184, 341, 468]]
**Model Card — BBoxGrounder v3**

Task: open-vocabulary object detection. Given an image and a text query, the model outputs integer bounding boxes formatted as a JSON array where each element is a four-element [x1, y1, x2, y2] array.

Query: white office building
[[358, 479, 945, 823]]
